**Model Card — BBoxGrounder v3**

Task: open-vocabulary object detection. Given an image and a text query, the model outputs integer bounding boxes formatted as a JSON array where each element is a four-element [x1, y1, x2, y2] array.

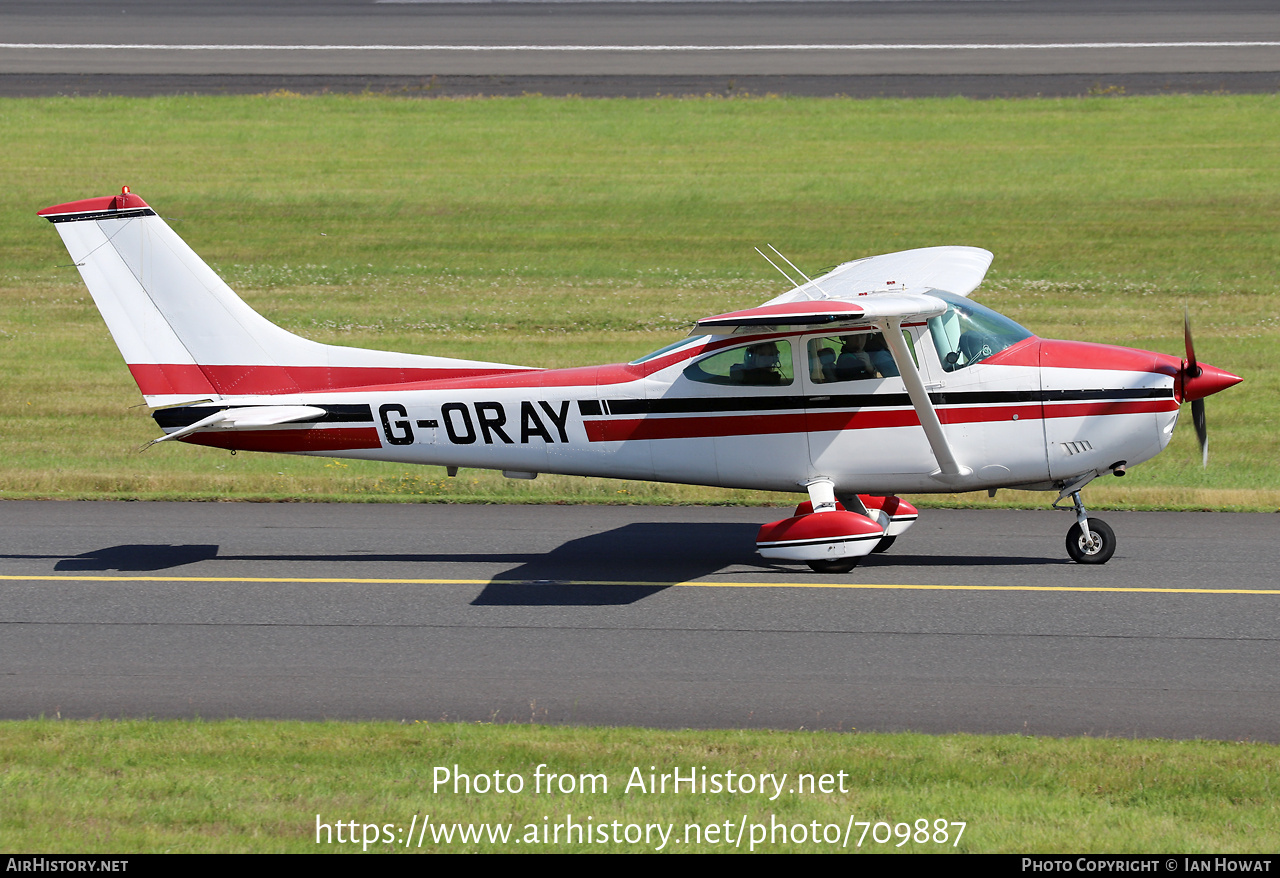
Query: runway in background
[[2, 0, 1278, 96]]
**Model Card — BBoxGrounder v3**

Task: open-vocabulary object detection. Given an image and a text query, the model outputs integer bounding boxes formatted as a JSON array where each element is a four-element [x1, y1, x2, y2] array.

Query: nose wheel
[[1065, 518, 1115, 564], [1060, 488, 1116, 564]]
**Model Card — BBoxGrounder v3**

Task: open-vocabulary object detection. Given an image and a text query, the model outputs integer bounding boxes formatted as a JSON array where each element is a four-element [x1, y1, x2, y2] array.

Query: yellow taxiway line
[[1, 574, 1277, 595]]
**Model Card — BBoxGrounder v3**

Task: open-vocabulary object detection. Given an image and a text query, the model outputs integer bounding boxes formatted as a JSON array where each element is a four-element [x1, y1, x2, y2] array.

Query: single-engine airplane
[[40, 188, 1242, 572]]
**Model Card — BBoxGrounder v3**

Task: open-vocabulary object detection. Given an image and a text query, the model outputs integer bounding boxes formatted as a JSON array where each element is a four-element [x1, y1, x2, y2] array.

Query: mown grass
[[2, 720, 1277, 853], [2, 93, 1277, 508]]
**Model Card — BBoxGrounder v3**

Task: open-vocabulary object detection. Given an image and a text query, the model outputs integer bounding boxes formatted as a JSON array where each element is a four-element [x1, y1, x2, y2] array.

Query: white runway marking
[[4, 42, 1280, 52]]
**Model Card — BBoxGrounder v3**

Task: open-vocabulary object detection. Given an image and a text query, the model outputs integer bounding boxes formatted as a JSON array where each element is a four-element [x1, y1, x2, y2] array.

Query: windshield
[[926, 291, 1032, 372]]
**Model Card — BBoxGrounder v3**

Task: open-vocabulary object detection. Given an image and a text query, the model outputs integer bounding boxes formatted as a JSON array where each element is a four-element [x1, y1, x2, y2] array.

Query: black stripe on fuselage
[[575, 387, 1172, 418], [43, 208, 157, 224], [153, 403, 374, 429]]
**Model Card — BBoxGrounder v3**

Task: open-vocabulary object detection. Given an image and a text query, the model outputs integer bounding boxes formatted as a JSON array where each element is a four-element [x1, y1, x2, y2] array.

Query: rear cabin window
[[683, 340, 794, 387]]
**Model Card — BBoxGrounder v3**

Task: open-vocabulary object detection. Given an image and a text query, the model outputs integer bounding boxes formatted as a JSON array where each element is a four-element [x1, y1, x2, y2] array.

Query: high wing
[[694, 245, 992, 334], [694, 246, 995, 482], [761, 245, 994, 306]]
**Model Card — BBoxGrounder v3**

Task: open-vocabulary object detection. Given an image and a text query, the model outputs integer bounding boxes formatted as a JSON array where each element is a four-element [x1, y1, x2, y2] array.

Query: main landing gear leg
[[1064, 490, 1116, 565]]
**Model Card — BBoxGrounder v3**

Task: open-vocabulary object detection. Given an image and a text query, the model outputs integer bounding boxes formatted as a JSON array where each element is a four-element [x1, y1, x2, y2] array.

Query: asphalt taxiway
[[2, 500, 1277, 739]]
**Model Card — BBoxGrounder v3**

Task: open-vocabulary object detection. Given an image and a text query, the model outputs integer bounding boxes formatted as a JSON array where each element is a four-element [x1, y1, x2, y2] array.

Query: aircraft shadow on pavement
[[31, 531, 1059, 585], [471, 522, 759, 606], [36, 524, 761, 605], [52, 544, 220, 571], [39, 544, 540, 572]]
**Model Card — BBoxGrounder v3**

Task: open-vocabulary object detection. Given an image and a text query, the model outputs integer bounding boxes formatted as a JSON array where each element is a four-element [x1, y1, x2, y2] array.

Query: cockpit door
[[800, 327, 940, 487]]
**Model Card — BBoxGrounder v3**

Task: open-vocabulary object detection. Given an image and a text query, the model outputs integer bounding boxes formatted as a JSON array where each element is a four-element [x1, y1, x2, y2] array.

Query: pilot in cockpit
[[734, 342, 784, 385]]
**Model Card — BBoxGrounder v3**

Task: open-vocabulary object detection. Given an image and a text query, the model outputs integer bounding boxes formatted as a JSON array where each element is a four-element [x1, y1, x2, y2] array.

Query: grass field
[[2, 93, 1277, 508], [3, 720, 1278, 853]]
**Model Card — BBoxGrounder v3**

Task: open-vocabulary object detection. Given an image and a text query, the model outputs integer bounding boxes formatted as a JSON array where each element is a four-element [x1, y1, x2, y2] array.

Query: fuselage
[[158, 312, 1190, 497]]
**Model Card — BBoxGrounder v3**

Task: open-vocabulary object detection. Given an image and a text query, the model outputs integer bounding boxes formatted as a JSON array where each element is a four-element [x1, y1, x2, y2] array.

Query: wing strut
[[876, 319, 971, 480]]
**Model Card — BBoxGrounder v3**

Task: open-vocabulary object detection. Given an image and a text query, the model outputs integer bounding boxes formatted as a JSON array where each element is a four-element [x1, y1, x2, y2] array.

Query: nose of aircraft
[[1180, 361, 1243, 403], [1035, 337, 1242, 405]]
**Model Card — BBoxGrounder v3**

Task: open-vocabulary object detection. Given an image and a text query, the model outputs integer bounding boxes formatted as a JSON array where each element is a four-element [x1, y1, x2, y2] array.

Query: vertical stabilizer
[[40, 188, 534, 407]]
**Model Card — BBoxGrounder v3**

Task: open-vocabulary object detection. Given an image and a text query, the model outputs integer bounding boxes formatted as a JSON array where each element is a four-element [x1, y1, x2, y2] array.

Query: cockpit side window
[[806, 332, 910, 384], [683, 340, 794, 387], [927, 292, 1033, 373]]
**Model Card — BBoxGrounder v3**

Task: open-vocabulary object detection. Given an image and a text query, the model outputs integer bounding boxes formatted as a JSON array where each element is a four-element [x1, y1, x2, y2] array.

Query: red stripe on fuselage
[[178, 426, 382, 453], [1042, 399, 1178, 419], [588, 412, 807, 442], [583, 399, 1176, 442]]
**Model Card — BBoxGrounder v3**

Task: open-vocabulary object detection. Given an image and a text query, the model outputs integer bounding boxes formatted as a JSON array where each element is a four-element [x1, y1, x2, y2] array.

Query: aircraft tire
[[871, 535, 897, 554], [1065, 519, 1116, 564], [807, 558, 860, 574]]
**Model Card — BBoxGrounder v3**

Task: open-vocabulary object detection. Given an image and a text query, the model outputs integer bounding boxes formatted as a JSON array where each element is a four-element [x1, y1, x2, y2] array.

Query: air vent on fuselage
[[1060, 440, 1094, 456]]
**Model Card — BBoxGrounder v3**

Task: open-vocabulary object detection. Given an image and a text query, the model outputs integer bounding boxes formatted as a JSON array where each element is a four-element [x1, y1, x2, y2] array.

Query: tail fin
[[40, 188, 534, 408]]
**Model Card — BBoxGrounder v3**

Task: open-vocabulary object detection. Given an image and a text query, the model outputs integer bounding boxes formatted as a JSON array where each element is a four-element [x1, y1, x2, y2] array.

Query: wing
[[694, 246, 992, 335], [762, 245, 994, 306]]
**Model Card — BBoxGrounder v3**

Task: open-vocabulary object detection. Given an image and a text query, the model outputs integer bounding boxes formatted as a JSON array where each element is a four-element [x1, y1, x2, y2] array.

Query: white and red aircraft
[[40, 188, 1241, 572]]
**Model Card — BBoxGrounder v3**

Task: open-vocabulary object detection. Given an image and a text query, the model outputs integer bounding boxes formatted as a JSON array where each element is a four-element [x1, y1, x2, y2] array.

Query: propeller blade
[[1192, 397, 1208, 468], [1184, 306, 1201, 378]]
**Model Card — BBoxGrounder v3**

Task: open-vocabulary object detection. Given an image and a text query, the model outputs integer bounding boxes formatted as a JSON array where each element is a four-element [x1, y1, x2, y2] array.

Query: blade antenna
[[769, 244, 832, 298], [755, 246, 802, 288]]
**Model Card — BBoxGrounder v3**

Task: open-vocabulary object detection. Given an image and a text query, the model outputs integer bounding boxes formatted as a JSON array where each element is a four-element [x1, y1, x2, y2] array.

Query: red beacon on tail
[[40, 187, 1241, 571]]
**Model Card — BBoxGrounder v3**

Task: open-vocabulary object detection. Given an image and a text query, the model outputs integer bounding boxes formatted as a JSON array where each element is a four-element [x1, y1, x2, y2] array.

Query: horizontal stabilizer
[[145, 405, 326, 448]]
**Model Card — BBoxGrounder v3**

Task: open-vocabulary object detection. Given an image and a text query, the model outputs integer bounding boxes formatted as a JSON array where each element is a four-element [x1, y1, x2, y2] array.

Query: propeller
[[1180, 309, 1242, 467], [1184, 308, 1208, 467]]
